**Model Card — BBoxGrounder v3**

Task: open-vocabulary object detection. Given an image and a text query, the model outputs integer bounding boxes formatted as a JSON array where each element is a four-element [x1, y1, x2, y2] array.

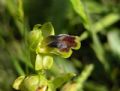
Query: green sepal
[[13, 76, 25, 90], [41, 22, 55, 38], [28, 26, 43, 50], [28, 22, 54, 51]]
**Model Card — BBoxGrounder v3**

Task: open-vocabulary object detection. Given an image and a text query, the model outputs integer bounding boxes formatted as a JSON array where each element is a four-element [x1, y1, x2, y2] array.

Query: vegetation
[[0, 0, 120, 91]]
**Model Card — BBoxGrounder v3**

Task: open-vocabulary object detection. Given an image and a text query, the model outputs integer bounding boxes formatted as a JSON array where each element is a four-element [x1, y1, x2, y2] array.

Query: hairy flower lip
[[46, 34, 79, 52], [36, 34, 80, 58]]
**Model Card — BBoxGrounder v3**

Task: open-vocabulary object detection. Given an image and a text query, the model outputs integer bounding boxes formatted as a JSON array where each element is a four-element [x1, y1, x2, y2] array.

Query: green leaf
[[91, 34, 109, 71], [76, 64, 94, 90], [84, 81, 108, 91], [41, 22, 55, 38], [50, 56, 77, 76], [107, 29, 120, 59], [85, 1, 107, 14], [70, 0, 90, 29], [6, 0, 24, 35], [13, 76, 25, 90], [79, 31, 89, 41], [52, 73, 76, 89], [79, 13, 120, 40], [93, 13, 120, 33]]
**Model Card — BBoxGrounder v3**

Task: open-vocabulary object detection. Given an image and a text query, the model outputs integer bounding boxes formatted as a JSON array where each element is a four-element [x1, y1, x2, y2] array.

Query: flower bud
[[19, 75, 48, 91], [13, 76, 25, 90]]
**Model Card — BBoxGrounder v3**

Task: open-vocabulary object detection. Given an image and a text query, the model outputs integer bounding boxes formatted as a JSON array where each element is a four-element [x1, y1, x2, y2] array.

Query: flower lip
[[47, 34, 78, 52]]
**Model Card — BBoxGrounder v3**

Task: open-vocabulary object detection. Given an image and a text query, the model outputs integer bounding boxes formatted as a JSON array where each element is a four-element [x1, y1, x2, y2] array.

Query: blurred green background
[[0, 0, 120, 91]]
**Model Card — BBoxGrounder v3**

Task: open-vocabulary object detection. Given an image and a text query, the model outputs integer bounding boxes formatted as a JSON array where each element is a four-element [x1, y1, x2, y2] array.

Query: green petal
[[35, 54, 54, 71], [43, 55, 53, 69], [35, 54, 43, 71]]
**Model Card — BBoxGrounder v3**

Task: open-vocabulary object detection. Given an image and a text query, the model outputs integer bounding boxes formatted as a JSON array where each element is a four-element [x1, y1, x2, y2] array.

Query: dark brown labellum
[[47, 34, 77, 52]]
